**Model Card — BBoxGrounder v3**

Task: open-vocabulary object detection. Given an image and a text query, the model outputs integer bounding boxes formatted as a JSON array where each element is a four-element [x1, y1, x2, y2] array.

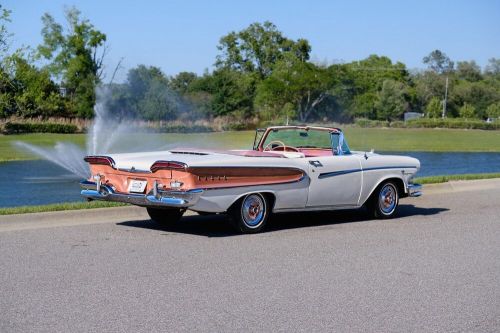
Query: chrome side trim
[[80, 181, 203, 208], [202, 174, 309, 191], [318, 165, 418, 179], [407, 183, 422, 197], [273, 204, 360, 213]]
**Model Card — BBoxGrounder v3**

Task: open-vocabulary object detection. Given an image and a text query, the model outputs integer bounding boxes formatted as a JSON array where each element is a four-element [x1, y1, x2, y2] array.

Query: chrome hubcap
[[379, 184, 397, 215], [241, 194, 266, 228]]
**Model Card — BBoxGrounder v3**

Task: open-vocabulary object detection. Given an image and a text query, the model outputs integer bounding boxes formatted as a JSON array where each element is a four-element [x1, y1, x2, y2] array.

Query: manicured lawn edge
[[1, 174, 500, 216], [0, 201, 127, 215], [414, 173, 500, 184]]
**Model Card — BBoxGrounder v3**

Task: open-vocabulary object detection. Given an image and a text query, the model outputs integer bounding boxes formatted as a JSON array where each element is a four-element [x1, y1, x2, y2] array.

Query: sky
[[3, 0, 500, 82]]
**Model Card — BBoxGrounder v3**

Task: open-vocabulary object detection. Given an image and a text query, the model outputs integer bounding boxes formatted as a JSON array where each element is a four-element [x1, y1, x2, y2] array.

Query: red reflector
[[150, 161, 187, 172], [84, 156, 115, 167]]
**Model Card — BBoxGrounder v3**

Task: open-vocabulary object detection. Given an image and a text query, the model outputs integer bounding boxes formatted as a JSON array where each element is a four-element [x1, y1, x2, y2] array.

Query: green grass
[[342, 127, 500, 152], [414, 173, 500, 184], [0, 201, 127, 215], [1, 127, 499, 162], [0, 133, 86, 162]]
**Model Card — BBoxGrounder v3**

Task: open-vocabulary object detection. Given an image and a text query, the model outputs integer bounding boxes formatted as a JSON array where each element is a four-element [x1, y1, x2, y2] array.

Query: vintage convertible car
[[81, 126, 422, 233]]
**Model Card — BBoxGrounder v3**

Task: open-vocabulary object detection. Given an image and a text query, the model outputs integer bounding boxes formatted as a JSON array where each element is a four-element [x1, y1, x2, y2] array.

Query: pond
[[1, 152, 500, 208]]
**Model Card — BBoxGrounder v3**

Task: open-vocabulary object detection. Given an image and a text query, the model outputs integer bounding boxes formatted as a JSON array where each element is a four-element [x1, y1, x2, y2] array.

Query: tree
[[423, 50, 454, 74], [169, 72, 198, 94], [350, 92, 378, 119], [486, 102, 500, 119], [414, 70, 454, 114], [0, 5, 11, 56], [347, 55, 409, 93], [375, 79, 408, 121], [484, 58, 500, 77], [38, 7, 107, 118], [458, 103, 476, 119], [206, 69, 257, 117], [255, 54, 330, 122], [452, 81, 499, 119], [0, 65, 15, 117], [425, 97, 442, 118], [216, 21, 311, 79], [7, 53, 65, 117], [456, 60, 482, 82], [110, 65, 180, 120]]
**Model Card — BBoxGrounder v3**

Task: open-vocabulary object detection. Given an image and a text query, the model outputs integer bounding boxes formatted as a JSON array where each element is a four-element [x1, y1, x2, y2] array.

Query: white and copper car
[[81, 126, 422, 233]]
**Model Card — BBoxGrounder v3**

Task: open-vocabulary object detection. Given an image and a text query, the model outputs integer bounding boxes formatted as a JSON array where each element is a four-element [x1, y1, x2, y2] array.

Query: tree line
[[1, 6, 499, 124]]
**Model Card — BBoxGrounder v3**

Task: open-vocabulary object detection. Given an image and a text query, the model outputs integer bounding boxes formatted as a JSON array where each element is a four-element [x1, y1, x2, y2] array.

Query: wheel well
[[381, 178, 405, 198], [367, 177, 405, 204], [228, 191, 276, 213]]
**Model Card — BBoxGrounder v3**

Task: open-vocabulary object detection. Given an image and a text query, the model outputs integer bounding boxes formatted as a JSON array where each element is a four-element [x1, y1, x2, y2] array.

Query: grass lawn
[[342, 127, 500, 152], [1, 127, 499, 162], [0, 133, 86, 162], [414, 172, 500, 184], [0, 201, 126, 215]]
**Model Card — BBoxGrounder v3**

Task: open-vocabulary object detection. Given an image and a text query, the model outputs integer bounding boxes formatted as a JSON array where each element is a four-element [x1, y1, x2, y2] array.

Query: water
[[0, 160, 82, 207], [397, 151, 500, 177], [1, 152, 499, 208]]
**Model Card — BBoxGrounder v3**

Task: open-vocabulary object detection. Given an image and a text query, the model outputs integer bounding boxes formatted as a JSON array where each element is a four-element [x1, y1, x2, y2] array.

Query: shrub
[[486, 103, 500, 119], [2, 122, 79, 134], [354, 118, 390, 128], [404, 118, 500, 130], [156, 124, 214, 133], [458, 103, 477, 119], [352, 117, 500, 130]]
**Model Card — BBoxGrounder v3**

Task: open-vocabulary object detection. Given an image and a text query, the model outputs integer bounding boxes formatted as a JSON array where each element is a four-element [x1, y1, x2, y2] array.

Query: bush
[[353, 117, 500, 130], [156, 124, 215, 133], [354, 118, 390, 128], [2, 122, 79, 134], [404, 118, 500, 130], [221, 122, 252, 131]]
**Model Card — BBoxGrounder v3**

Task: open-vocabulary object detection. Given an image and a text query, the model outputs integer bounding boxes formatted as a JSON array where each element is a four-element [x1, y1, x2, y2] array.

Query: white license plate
[[128, 179, 147, 193]]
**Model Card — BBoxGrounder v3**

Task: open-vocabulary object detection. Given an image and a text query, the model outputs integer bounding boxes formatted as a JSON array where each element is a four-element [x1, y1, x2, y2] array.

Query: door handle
[[309, 160, 323, 167]]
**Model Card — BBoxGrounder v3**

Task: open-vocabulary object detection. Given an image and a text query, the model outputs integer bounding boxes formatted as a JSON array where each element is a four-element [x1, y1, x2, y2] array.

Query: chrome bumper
[[407, 183, 422, 197], [80, 180, 203, 208]]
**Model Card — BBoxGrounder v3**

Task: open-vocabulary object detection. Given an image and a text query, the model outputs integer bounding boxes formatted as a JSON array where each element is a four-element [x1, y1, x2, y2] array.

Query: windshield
[[262, 128, 332, 149], [259, 128, 351, 154]]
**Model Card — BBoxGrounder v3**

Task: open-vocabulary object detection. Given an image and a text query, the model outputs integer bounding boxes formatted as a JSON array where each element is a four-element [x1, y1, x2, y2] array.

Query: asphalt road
[[1, 180, 499, 332]]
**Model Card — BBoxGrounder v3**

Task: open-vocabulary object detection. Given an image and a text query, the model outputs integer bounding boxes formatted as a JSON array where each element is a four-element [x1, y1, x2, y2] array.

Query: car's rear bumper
[[80, 180, 203, 208], [408, 183, 422, 197]]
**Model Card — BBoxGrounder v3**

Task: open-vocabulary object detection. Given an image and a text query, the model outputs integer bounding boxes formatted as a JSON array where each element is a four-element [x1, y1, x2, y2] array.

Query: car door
[[306, 154, 363, 207]]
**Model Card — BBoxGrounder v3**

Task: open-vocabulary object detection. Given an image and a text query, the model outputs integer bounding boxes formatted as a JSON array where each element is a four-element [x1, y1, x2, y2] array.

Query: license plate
[[128, 179, 147, 193]]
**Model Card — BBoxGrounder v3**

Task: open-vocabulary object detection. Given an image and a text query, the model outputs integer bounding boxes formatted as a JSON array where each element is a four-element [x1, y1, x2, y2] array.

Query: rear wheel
[[371, 181, 399, 219], [230, 193, 270, 234], [147, 207, 184, 225]]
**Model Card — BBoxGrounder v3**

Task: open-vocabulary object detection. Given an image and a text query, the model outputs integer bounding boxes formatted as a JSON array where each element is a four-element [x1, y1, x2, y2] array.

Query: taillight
[[150, 161, 187, 173], [84, 156, 115, 168]]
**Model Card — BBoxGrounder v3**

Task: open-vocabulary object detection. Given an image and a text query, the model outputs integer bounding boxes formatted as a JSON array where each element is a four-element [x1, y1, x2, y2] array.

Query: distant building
[[404, 112, 423, 122]]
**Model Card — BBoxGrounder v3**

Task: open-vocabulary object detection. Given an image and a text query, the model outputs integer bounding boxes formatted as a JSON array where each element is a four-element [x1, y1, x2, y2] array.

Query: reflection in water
[[0, 152, 499, 208]]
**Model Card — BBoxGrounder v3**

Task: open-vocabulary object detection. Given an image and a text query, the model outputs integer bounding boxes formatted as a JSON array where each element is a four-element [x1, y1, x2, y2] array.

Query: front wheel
[[371, 181, 399, 219], [147, 207, 184, 225], [230, 193, 270, 234]]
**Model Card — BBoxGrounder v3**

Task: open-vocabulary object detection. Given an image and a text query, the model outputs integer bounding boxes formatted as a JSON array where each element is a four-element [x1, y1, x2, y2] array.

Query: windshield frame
[[255, 126, 346, 153]]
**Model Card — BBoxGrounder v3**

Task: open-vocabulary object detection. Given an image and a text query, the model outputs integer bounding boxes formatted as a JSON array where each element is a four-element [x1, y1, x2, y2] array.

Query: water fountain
[[15, 87, 155, 179]]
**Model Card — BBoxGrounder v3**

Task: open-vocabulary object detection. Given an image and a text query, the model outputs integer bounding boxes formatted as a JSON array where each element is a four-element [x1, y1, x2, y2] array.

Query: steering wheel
[[263, 140, 299, 152]]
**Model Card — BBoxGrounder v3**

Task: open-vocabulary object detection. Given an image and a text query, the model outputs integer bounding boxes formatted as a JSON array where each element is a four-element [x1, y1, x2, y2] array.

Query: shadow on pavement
[[117, 204, 449, 237]]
